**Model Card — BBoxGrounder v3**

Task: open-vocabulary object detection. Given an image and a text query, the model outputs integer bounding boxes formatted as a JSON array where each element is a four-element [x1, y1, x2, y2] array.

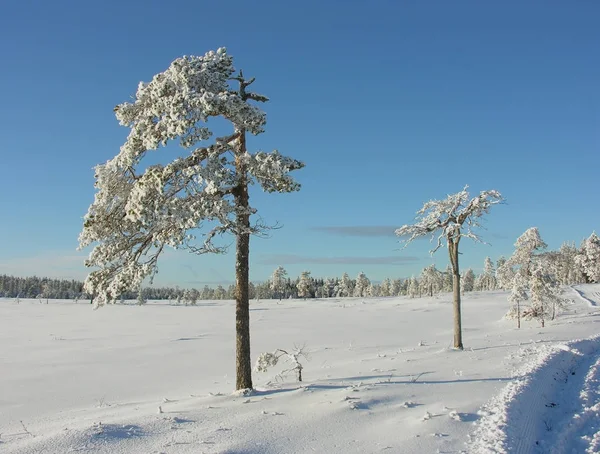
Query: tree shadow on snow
[[90, 424, 144, 441], [220, 450, 261, 454], [470, 339, 569, 352], [330, 372, 435, 382], [173, 334, 208, 341], [454, 412, 480, 423], [330, 373, 511, 386]]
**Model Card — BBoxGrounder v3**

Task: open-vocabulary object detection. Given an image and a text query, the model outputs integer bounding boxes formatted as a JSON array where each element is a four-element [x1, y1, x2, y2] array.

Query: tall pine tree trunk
[[234, 129, 252, 390], [448, 236, 463, 350]]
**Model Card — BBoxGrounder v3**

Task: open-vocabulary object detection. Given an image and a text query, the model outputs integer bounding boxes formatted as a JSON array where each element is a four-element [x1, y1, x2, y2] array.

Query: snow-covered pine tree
[[576, 232, 600, 283], [420, 264, 443, 297], [504, 228, 545, 328], [353, 272, 371, 298], [390, 279, 403, 296], [396, 186, 504, 349], [335, 273, 353, 297], [380, 278, 392, 297], [201, 285, 213, 300], [497, 263, 516, 293], [495, 256, 510, 289], [526, 266, 563, 326], [554, 242, 586, 285], [270, 266, 288, 300], [182, 288, 199, 305], [442, 265, 453, 293], [504, 227, 564, 328], [478, 257, 496, 291], [366, 283, 378, 297], [214, 285, 226, 300], [407, 276, 419, 298], [461, 268, 475, 293], [296, 271, 312, 299], [316, 283, 328, 298], [78, 48, 304, 391], [324, 278, 334, 298]]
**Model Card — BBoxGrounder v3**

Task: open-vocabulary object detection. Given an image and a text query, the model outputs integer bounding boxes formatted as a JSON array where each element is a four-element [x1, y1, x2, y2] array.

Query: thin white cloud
[[310, 226, 398, 237], [258, 254, 419, 265]]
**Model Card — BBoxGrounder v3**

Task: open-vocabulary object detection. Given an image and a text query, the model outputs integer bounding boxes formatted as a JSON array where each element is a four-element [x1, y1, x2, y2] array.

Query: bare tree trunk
[[448, 237, 463, 350], [234, 129, 252, 390], [517, 301, 521, 329]]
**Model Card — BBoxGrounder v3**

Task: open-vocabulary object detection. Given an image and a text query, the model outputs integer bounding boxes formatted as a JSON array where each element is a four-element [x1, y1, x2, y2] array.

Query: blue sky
[[0, 1, 598, 287]]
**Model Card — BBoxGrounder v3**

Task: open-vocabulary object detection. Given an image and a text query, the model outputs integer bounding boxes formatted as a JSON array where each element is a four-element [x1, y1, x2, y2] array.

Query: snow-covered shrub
[[254, 346, 309, 382]]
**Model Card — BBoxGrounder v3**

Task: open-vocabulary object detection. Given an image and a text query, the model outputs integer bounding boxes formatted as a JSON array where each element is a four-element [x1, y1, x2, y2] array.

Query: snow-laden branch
[[395, 185, 504, 254]]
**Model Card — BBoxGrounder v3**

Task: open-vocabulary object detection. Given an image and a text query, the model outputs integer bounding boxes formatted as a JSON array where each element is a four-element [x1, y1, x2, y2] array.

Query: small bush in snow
[[254, 345, 309, 382]]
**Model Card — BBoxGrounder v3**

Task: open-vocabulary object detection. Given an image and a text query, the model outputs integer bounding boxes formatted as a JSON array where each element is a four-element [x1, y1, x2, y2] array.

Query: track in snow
[[467, 335, 600, 454]]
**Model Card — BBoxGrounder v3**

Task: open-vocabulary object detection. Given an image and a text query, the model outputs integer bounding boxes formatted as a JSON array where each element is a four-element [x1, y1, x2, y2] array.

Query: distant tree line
[[1, 231, 597, 304], [0, 275, 84, 300]]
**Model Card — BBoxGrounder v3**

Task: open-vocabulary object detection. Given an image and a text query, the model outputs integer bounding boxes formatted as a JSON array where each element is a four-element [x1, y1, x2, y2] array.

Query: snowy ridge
[[571, 285, 598, 307], [467, 334, 600, 453]]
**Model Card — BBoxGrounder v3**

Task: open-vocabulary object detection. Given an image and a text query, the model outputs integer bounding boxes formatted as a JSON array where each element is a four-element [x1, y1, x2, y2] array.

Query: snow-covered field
[[2, 286, 600, 453]]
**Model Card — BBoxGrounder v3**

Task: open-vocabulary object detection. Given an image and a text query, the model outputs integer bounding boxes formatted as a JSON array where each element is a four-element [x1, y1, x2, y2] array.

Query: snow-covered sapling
[[270, 266, 288, 301], [396, 186, 504, 349], [576, 232, 600, 283], [296, 271, 313, 299], [78, 48, 304, 390], [254, 345, 309, 382], [503, 228, 566, 328]]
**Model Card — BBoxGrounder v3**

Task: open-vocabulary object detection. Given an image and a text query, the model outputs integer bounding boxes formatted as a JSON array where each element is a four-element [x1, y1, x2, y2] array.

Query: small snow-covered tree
[[335, 273, 353, 297], [442, 265, 453, 293], [41, 282, 51, 304], [296, 271, 312, 299], [496, 262, 515, 292], [270, 266, 288, 300], [214, 285, 226, 300], [461, 268, 475, 293], [366, 283, 378, 297], [390, 278, 403, 296], [477, 257, 496, 291], [576, 232, 600, 283], [396, 186, 504, 349], [183, 288, 199, 305], [495, 256, 510, 289], [504, 228, 545, 327], [553, 242, 586, 285], [420, 264, 443, 297], [316, 283, 328, 298], [380, 278, 392, 297], [78, 48, 304, 390], [255, 345, 309, 382], [201, 285, 213, 300], [504, 227, 565, 328], [407, 276, 419, 298], [526, 266, 563, 326], [353, 272, 371, 298]]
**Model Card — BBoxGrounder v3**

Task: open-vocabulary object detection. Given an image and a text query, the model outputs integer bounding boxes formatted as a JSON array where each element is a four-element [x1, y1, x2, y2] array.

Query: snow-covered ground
[[2, 286, 600, 453]]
